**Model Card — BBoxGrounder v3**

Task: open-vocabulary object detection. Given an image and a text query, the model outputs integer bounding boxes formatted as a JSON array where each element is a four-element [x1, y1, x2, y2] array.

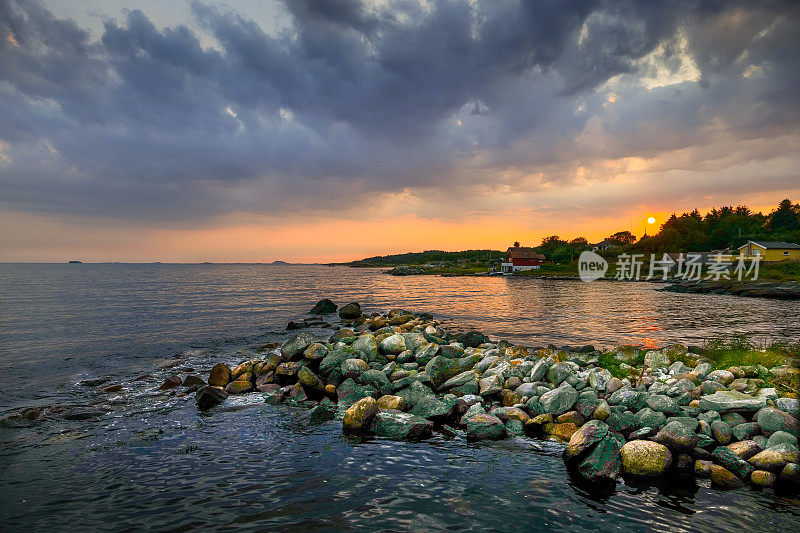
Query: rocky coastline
[[661, 280, 800, 300], [194, 299, 800, 494]]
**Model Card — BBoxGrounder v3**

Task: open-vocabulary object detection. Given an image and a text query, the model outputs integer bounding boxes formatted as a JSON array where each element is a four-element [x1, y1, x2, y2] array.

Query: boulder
[[339, 302, 362, 319], [371, 410, 433, 440], [376, 395, 407, 411], [574, 432, 625, 483], [539, 384, 578, 415], [706, 370, 735, 386], [309, 298, 337, 315], [225, 379, 253, 394], [732, 422, 761, 441], [196, 386, 228, 411], [466, 414, 506, 441], [426, 355, 479, 389], [297, 367, 324, 391], [454, 331, 490, 348], [342, 397, 378, 432], [159, 375, 182, 390], [698, 390, 766, 412], [655, 421, 699, 450], [712, 446, 754, 480], [380, 334, 407, 355], [646, 394, 680, 415], [208, 363, 232, 387], [711, 420, 733, 445], [748, 444, 800, 472], [281, 332, 318, 360], [352, 335, 380, 360], [563, 420, 609, 463], [341, 358, 369, 380], [767, 431, 798, 449], [726, 440, 763, 460], [756, 407, 799, 436], [750, 470, 776, 487], [709, 464, 744, 488], [620, 440, 672, 477], [644, 350, 670, 369]]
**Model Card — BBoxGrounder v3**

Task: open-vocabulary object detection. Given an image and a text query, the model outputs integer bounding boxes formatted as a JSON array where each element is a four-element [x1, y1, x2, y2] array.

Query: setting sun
[[647, 217, 656, 224]]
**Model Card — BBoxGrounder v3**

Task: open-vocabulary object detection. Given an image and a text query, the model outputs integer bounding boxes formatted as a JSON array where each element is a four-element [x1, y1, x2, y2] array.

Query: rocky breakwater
[[197, 300, 800, 494]]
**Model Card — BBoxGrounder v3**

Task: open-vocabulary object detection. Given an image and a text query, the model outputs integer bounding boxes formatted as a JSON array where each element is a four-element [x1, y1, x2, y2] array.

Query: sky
[[1, 0, 799, 262]]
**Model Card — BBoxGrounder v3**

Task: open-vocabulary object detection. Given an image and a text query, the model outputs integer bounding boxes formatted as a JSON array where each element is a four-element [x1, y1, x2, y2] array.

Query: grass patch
[[701, 335, 796, 370], [597, 350, 644, 379], [755, 261, 800, 282]]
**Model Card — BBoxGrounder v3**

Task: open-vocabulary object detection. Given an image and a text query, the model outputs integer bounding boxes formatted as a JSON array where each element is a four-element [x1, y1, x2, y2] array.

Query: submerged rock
[[196, 386, 229, 411], [309, 299, 337, 315], [466, 414, 506, 441], [371, 411, 433, 440]]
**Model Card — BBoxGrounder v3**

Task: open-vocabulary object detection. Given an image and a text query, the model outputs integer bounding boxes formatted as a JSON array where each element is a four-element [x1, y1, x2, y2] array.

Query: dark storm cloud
[[0, 0, 798, 221]]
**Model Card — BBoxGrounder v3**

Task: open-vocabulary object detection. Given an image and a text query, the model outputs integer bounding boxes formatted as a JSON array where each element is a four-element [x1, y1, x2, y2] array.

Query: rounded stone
[[750, 470, 776, 487], [466, 414, 506, 441], [343, 396, 378, 432], [621, 440, 673, 477], [208, 363, 232, 387]]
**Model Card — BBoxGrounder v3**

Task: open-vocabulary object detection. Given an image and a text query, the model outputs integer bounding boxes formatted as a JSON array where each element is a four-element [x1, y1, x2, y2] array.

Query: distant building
[[737, 240, 800, 262], [592, 239, 617, 251], [501, 246, 546, 273]]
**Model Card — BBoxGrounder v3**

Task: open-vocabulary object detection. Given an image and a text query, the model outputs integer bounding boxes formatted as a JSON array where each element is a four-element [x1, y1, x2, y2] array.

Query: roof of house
[[506, 247, 546, 260], [738, 240, 800, 250]]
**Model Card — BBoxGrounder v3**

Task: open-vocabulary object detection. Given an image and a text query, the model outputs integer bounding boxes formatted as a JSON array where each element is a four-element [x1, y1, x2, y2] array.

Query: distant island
[[67, 260, 82, 263], [271, 260, 289, 265]]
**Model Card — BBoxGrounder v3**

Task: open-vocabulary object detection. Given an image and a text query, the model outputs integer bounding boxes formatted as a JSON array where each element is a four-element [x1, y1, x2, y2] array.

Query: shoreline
[[193, 301, 799, 494]]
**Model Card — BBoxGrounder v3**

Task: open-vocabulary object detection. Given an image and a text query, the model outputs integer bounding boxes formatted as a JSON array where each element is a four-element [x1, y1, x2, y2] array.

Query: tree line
[[530, 198, 800, 263]]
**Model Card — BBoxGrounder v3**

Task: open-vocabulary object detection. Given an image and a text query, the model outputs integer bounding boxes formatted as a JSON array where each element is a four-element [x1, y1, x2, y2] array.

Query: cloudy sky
[[1, 0, 799, 262]]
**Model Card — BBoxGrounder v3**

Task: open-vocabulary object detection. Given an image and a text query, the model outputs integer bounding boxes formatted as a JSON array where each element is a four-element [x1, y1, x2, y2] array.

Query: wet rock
[[748, 444, 800, 472], [709, 464, 744, 488], [750, 470, 776, 487], [360, 369, 392, 395], [563, 420, 608, 463], [342, 396, 378, 433], [376, 395, 407, 410], [341, 358, 369, 380], [732, 422, 761, 441], [196, 386, 228, 411], [337, 379, 375, 409], [281, 332, 318, 360], [455, 331, 489, 348], [159, 375, 182, 390], [767, 431, 798, 449], [780, 463, 800, 488], [208, 363, 232, 387], [646, 394, 680, 415], [275, 361, 301, 379], [608, 389, 647, 411], [225, 379, 253, 394], [620, 440, 672, 477], [712, 446, 754, 480], [339, 302, 362, 319], [644, 350, 670, 369], [309, 298, 337, 315], [380, 334, 407, 355], [711, 420, 733, 445], [306, 404, 336, 424], [298, 367, 324, 391], [655, 421, 699, 451], [466, 414, 506, 441], [505, 418, 525, 437], [303, 343, 329, 360], [371, 410, 433, 440], [182, 375, 205, 387], [726, 440, 763, 460], [426, 355, 479, 389], [352, 335, 379, 360], [539, 384, 578, 415], [547, 363, 571, 386]]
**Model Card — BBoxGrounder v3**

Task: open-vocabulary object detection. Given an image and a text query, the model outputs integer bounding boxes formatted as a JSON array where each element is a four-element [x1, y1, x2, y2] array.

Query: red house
[[501, 246, 546, 273]]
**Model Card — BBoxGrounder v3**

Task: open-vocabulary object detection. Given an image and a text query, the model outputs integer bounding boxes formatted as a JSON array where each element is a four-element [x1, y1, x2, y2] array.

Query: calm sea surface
[[1, 263, 799, 531]]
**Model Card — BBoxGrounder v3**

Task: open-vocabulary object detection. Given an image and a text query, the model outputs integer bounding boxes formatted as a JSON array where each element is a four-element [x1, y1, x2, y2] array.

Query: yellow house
[[737, 240, 800, 261]]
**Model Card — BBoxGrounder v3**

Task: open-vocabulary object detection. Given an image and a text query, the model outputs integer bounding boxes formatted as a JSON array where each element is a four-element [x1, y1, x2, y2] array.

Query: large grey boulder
[[698, 390, 767, 412], [371, 411, 433, 441], [539, 384, 578, 415], [281, 332, 318, 360]]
